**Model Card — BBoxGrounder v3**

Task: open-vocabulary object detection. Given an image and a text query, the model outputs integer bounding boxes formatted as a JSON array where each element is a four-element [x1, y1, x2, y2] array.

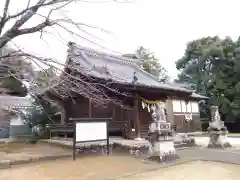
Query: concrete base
[[208, 133, 232, 148], [134, 137, 144, 141], [9, 125, 31, 138], [148, 141, 179, 163]]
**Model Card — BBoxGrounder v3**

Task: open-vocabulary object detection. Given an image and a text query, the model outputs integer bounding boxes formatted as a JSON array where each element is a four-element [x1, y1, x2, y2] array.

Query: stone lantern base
[[148, 140, 179, 163], [207, 131, 232, 148]]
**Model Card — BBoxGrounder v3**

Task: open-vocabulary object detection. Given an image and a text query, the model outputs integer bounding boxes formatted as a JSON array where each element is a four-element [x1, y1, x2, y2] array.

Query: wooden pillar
[[187, 100, 189, 132], [185, 100, 190, 132], [166, 97, 176, 133], [61, 109, 66, 125], [133, 96, 141, 139], [127, 110, 132, 139], [58, 101, 66, 125], [112, 104, 115, 121], [120, 107, 123, 121], [166, 97, 174, 125], [89, 99, 92, 118]]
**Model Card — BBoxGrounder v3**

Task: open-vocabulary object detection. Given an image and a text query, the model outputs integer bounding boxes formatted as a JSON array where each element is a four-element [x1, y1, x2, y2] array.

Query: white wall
[[172, 100, 199, 113]]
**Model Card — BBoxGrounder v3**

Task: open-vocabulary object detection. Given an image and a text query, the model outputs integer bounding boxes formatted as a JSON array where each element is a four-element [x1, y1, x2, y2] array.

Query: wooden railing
[[50, 123, 74, 132], [49, 123, 74, 139], [108, 121, 128, 132], [200, 117, 209, 122], [49, 120, 129, 139]]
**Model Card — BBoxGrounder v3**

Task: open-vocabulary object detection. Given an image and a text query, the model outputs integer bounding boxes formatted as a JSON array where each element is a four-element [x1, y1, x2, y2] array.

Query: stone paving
[[120, 161, 240, 180], [117, 148, 240, 180], [41, 135, 240, 152], [177, 148, 240, 164], [42, 135, 195, 149], [195, 136, 240, 148]]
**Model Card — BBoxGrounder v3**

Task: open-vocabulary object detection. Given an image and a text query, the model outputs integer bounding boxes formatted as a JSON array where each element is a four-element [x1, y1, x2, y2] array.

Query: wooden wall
[[64, 96, 136, 127], [62, 95, 154, 139], [174, 114, 201, 132], [62, 95, 203, 135], [171, 98, 202, 132], [65, 97, 90, 119]]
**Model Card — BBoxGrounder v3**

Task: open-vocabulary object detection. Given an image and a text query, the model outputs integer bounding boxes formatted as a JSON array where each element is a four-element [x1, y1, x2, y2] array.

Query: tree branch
[[18, 20, 54, 35], [11, 0, 47, 30], [7, 0, 72, 21], [0, 0, 133, 108], [0, 0, 11, 35]]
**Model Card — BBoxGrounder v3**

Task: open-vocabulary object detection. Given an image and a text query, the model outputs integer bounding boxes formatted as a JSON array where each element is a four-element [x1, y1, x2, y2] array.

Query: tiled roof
[[167, 83, 209, 100], [66, 43, 192, 93], [190, 93, 209, 100]]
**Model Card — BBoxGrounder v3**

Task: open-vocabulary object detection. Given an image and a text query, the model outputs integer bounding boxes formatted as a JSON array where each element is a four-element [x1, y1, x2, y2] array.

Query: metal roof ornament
[[132, 71, 138, 84], [68, 41, 75, 47], [102, 65, 110, 75]]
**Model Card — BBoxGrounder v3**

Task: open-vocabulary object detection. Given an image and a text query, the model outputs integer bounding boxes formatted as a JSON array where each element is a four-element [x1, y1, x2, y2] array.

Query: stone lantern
[[148, 102, 178, 162], [207, 106, 231, 148]]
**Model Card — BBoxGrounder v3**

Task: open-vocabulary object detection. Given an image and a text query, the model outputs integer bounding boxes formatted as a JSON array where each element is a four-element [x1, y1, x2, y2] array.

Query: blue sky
[[2, 0, 240, 80]]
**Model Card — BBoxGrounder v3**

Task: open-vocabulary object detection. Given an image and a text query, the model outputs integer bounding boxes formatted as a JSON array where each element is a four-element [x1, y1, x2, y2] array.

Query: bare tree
[[0, 0, 132, 109], [0, 0, 130, 48]]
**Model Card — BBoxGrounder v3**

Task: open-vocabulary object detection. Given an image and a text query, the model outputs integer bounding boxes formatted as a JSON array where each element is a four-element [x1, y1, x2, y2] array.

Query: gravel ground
[[0, 142, 71, 163], [0, 148, 240, 180], [0, 155, 158, 180], [1, 137, 240, 180]]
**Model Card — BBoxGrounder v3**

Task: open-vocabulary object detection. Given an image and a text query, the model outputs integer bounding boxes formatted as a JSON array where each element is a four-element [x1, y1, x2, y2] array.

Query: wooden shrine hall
[[47, 42, 209, 139]]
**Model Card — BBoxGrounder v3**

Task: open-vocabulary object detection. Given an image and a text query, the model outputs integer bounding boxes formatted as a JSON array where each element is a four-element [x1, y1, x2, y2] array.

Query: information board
[[75, 121, 107, 142], [71, 118, 111, 161]]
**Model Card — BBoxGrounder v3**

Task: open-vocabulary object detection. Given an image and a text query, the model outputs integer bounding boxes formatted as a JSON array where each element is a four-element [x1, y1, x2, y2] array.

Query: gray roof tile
[[67, 43, 192, 93], [166, 83, 209, 100], [190, 93, 209, 100]]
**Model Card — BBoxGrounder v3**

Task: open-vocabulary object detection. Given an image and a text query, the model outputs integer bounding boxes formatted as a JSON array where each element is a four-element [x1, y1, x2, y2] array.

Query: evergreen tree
[[123, 46, 169, 82], [175, 36, 240, 121]]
